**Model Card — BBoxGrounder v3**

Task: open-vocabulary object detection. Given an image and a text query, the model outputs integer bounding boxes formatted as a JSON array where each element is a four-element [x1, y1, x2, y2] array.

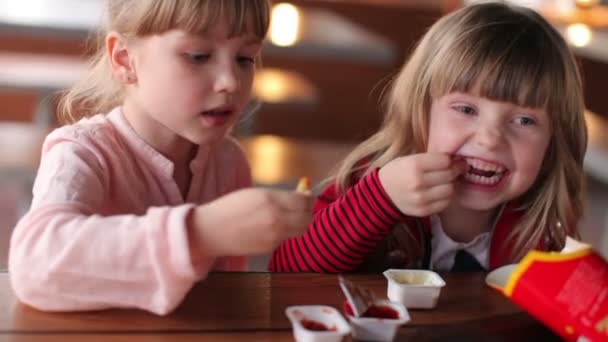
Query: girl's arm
[[269, 169, 405, 272], [9, 139, 211, 315]]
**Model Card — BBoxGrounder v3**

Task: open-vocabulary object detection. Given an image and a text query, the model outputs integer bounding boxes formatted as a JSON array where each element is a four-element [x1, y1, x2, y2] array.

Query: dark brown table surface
[[0, 271, 559, 341]]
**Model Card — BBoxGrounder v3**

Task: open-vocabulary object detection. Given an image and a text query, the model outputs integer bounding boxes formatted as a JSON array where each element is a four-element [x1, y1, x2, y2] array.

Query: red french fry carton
[[486, 238, 607, 341]]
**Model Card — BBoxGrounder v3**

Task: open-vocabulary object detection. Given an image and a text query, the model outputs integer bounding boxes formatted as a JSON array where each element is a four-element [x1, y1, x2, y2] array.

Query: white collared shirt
[[429, 215, 490, 271]]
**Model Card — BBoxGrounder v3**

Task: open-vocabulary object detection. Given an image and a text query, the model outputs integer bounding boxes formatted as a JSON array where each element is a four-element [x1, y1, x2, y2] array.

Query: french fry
[[296, 176, 311, 193]]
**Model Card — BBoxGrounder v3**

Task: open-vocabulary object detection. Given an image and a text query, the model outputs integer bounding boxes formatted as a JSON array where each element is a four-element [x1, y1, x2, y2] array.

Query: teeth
[[464, 172, 503, 185], [461, 157, 507, 186], [465, 158, 505, 173]]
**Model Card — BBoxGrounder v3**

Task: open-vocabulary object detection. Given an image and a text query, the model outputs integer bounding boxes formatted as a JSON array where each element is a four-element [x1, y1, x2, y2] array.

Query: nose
[[474, 123, 503, 150], [214, 61, 239, 94]]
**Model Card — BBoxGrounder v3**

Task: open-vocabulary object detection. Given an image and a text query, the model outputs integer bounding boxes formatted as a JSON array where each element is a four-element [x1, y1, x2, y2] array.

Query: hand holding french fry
[[190, 187, 313, 257], [296, 176, 311, 193], [378, 153, 467, 217]]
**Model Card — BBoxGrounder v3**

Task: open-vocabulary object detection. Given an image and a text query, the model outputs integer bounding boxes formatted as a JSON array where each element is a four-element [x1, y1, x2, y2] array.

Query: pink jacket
[[9, 107, 251, 315]]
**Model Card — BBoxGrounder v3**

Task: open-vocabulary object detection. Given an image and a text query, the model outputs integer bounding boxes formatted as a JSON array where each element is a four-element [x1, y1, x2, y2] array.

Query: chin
[[454, 196, 504, 212], [191, 131, 229, 145]]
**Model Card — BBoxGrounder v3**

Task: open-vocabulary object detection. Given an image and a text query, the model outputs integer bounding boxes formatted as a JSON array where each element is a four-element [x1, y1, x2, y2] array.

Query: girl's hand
[[190, 188, 313, 258], [378, 153, 467, 217]]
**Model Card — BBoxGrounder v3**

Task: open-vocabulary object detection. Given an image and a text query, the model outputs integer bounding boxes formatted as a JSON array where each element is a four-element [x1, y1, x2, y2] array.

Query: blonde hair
[[58, 0, 270, 123], [336, 2, 587, 262]]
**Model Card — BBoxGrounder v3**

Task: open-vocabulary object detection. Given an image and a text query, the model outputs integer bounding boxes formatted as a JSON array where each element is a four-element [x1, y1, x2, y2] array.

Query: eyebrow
[[239, 36, 263, 46]]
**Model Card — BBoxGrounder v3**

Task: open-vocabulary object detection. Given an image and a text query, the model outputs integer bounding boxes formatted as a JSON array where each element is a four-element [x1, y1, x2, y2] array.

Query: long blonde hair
[[336, 2, 587, 262], [58, 0, 270, 124]]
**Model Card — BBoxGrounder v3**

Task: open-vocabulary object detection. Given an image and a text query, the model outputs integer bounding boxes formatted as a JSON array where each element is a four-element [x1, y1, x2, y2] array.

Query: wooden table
[[0, 272, 559, 341]]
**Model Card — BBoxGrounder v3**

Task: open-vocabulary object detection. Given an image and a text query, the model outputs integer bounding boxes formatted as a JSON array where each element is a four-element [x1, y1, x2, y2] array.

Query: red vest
[[315, 181, 535, 271]]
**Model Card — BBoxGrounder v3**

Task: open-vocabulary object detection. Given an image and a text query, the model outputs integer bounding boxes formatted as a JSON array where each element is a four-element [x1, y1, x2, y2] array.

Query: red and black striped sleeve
[[268, 169, 405, 272]]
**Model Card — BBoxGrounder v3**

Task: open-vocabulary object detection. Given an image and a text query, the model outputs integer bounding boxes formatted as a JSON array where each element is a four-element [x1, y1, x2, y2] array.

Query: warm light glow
[[566, 23, 592, 47], [246, 135, 288, 184], [0, 0, 50, 25], [585, 110, 608, 150], [253, 68, 318, 104], [269, 3, 300, 46], [583, 110, 608, 183], [255, 70, 284, 102], [0, 0, 101, 31], [575, 0, 600, 8]]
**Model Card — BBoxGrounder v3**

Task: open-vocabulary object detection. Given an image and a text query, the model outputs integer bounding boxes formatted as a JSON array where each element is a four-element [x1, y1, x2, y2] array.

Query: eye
[[514, 116, 537, 126], [184, 53, 210, 63], [453, 105, 477, 116], [237, 55, 256, 66]]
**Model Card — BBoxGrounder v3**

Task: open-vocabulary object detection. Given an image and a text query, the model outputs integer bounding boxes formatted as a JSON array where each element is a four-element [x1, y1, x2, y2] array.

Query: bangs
[[131, 0, 269, 38], [429, 9, 567, 112]]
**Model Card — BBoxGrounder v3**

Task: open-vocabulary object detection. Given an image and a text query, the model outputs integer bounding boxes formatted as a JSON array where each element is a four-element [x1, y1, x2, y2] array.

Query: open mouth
[[199, 106, 235, 127], [201, 108, 232, 117], [463, 157, 508, 186]]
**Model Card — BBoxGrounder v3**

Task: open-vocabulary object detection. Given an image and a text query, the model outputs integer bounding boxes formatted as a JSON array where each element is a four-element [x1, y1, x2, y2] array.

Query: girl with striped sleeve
[[269, 1, 587, 273]]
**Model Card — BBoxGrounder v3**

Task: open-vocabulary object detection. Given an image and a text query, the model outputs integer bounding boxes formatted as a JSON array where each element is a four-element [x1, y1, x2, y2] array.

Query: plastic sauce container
[[344, 299, 410, 341], [285, 305, 351, 342], [383, 269, 446, 309]]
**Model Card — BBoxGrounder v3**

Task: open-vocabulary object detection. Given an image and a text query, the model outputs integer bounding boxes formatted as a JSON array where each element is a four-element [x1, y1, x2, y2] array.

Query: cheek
[[138, 63, 182, 93], [522, 145, 546, 172], [426, 119, 464, 153], [515, 139, 550, 182], [523, 132, 550, 165], [240, 70, 255, 91]]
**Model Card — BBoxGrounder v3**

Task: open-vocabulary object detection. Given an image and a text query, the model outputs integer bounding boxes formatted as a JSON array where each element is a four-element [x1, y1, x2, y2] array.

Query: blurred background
[[0, 0, 606, 271]]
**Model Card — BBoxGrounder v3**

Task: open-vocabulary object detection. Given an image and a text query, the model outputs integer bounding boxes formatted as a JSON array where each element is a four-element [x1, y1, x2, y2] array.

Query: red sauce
[[344, 300, 400, 319], [344, 301, 355, 316], [301, 319, 331, 331], [363, 305, 399, 319]]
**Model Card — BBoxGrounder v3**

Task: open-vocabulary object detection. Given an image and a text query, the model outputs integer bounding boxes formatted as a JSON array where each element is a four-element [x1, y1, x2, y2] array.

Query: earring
[[119, 69, 136, 84], [123, 73, 136, 83]]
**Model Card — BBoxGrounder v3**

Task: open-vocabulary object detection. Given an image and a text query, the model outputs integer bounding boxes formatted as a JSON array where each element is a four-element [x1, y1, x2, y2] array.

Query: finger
[[451, 158, 469, 174], [415, 153, 453, 171], [271, 190, 314, 212], [422, 159, 468, 186], [420, 198, 451, 216], [282, 212, 313, 238], [418, 183, 455, 204]]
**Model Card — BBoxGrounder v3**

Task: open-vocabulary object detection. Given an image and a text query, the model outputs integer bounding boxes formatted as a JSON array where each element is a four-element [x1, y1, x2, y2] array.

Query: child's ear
[[106, 31, 137, 84]]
